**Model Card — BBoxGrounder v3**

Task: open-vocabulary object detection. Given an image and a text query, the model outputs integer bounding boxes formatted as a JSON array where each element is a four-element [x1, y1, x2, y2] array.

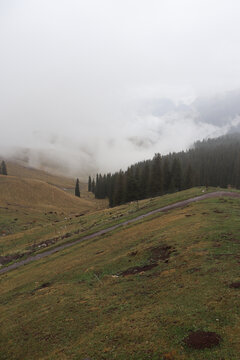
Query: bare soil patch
[[128, 251, 138, 256], [183, 330, 222, 349], [31, 282, 51, 294], [120, 245, 173, 276], [119, 263, 158, 276], [213, 209, 224, 214], [187, 267, 201, 274], [229, 281, 240, 289], [149, 245, 173, 262], [29, 232, 74, 251], [0, 252, 32, 266]]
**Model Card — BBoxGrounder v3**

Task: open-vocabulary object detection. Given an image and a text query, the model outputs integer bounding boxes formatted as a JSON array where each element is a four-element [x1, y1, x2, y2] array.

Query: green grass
[[0, 187, 220, 259], [1, 191, 240, 359]]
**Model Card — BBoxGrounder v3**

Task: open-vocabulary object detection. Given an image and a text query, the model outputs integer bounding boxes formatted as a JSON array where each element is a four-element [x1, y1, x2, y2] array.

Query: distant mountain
[[149, 89, 240, 130], [193, 89, 240, 127]]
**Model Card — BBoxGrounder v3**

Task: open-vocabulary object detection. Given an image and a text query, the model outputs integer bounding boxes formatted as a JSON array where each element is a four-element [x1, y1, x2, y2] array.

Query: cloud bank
[[1, 1, 240, 177]]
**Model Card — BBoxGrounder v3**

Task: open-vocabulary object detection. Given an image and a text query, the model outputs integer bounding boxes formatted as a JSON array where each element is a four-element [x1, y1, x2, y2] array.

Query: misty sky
[[1, 0, 240, 176]]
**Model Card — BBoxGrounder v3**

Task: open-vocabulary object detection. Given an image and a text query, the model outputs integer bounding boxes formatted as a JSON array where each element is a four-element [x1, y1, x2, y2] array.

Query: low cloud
[[2, 92, 240, 178], [1, 1, 240, 178]]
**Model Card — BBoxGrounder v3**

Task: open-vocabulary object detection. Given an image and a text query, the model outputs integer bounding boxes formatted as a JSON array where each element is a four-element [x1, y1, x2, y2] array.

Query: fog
[[1, 0, 240, 178]]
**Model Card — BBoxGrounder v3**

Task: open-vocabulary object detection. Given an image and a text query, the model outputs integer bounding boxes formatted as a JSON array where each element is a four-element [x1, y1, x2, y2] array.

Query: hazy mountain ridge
[[2, 90, 240, 178]]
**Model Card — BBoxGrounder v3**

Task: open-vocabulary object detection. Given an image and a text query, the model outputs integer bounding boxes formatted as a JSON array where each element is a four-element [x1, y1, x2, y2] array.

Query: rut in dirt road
[[1, 191, 239, 275]]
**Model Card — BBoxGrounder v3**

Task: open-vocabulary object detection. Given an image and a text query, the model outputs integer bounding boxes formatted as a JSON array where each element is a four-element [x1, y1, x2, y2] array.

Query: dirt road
[[1, 191, 239, 275]]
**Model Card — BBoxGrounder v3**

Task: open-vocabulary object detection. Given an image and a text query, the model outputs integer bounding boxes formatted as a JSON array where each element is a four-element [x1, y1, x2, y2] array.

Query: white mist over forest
[[1, 1, 240, 177]]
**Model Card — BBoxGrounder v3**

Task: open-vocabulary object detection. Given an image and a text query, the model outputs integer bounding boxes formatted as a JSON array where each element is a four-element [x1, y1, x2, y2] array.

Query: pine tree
[[149, 153, 163, 197], [163, 158, 171, 193], [91, 179, 95, 194], [125, 167, 139, 202], [95, 174, 99, 198], [171, 158, 182, 191], [88, 176, 92, 192], [234, 153, 240, 189], [75, 178, 80, 197], [113, 171, 125, 206], [184, 164, 193, 189], [1, 161, 7, 175], [139, 161, 150, 199]]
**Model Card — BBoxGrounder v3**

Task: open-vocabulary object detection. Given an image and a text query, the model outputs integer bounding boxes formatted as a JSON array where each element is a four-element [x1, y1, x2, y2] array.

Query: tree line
[[88, 133, 240, 206], [0, 161, 7, 175]]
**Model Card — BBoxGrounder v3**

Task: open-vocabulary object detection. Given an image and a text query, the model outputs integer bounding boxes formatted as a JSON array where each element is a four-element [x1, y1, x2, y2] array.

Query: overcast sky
[[1, 0, 240, 176]]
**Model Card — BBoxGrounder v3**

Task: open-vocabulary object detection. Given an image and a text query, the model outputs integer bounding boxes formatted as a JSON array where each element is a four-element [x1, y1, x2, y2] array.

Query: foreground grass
[[0, 193, 240, 359]]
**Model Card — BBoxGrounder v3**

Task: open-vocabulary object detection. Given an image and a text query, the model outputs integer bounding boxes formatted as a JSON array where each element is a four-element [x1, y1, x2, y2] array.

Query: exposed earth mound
[[229, 281, 240, 288], [183, 330, 222, 349]]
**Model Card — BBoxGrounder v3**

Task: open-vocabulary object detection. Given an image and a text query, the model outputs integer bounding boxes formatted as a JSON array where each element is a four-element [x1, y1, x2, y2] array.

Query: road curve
[[1, 191, 240, 275]]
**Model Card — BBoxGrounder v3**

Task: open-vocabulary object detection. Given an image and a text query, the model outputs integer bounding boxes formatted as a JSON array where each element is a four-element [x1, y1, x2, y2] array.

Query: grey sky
[[1, 0, 240, 176]]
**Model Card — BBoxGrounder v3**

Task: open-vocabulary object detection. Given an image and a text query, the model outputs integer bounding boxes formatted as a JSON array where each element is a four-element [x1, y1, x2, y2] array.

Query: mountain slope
[[6, 161, 75, 189], [0, 190, 240, 359], [0, 175, 94, 214]]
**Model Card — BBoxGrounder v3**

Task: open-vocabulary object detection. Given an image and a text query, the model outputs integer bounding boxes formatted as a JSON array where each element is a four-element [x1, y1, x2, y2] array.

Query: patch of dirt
[[128, 251, 138, 256], [0, 251, 32, 266], [229, 281, 240, 289], [219, 233, 239, 243], [162, 350, 177, 360], [29, 232, 73, 251], [221, 232, 233, 237], [149, 245, 173, 262], [183, 330, 222, 349], [75, 213, 84, 217], [119, 263, 158, 276], [186, 213, 196, 217], [213, 209, 224, 214], [39, 282, 51, 289], [120, 245, 173, 276], [187, 267, 201, 274], [32, 282, 51, 294]]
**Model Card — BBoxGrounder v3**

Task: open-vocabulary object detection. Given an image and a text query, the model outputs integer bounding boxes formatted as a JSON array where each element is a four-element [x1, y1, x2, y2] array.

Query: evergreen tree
[[163, 158, 171, 193], [1, 161, 7, 175], [113, 171, 125, 206], [91, 179, 95, 194], [95, 174, 99, 198], [171, 158, 182, 191], [149, 153, 163, 197], [234, 153, 240, 189], [125, 167, 139, 202], [109, 174, 116, 207], [184, 164, 193, 189], [88, 176, 92, 192], [139, 161, 150, 199], [75, 178, 80, 197]]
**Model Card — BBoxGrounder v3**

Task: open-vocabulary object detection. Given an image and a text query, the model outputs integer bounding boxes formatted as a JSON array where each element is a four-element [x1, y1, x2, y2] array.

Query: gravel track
[[1, 191, 239, 275]]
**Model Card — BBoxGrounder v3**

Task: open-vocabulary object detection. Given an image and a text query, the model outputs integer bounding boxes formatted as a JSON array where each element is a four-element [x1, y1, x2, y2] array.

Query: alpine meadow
[[1, 1, 240, 360]]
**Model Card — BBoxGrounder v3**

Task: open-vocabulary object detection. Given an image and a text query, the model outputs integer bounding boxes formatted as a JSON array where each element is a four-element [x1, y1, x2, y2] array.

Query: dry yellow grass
[[0, 175, 95, 214], [7, 161, 75, 188], [6, 161, 108, 210]]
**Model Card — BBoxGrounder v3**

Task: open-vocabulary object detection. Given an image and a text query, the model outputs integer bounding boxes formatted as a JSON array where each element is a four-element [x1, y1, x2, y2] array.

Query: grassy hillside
[[0, 187, 208, 260], [6, 161, 108, 206], [0, 174, 104, 259], [7, 161, 75, 189], [1, 189, 240, 359], [0, 175, 94, 213]]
